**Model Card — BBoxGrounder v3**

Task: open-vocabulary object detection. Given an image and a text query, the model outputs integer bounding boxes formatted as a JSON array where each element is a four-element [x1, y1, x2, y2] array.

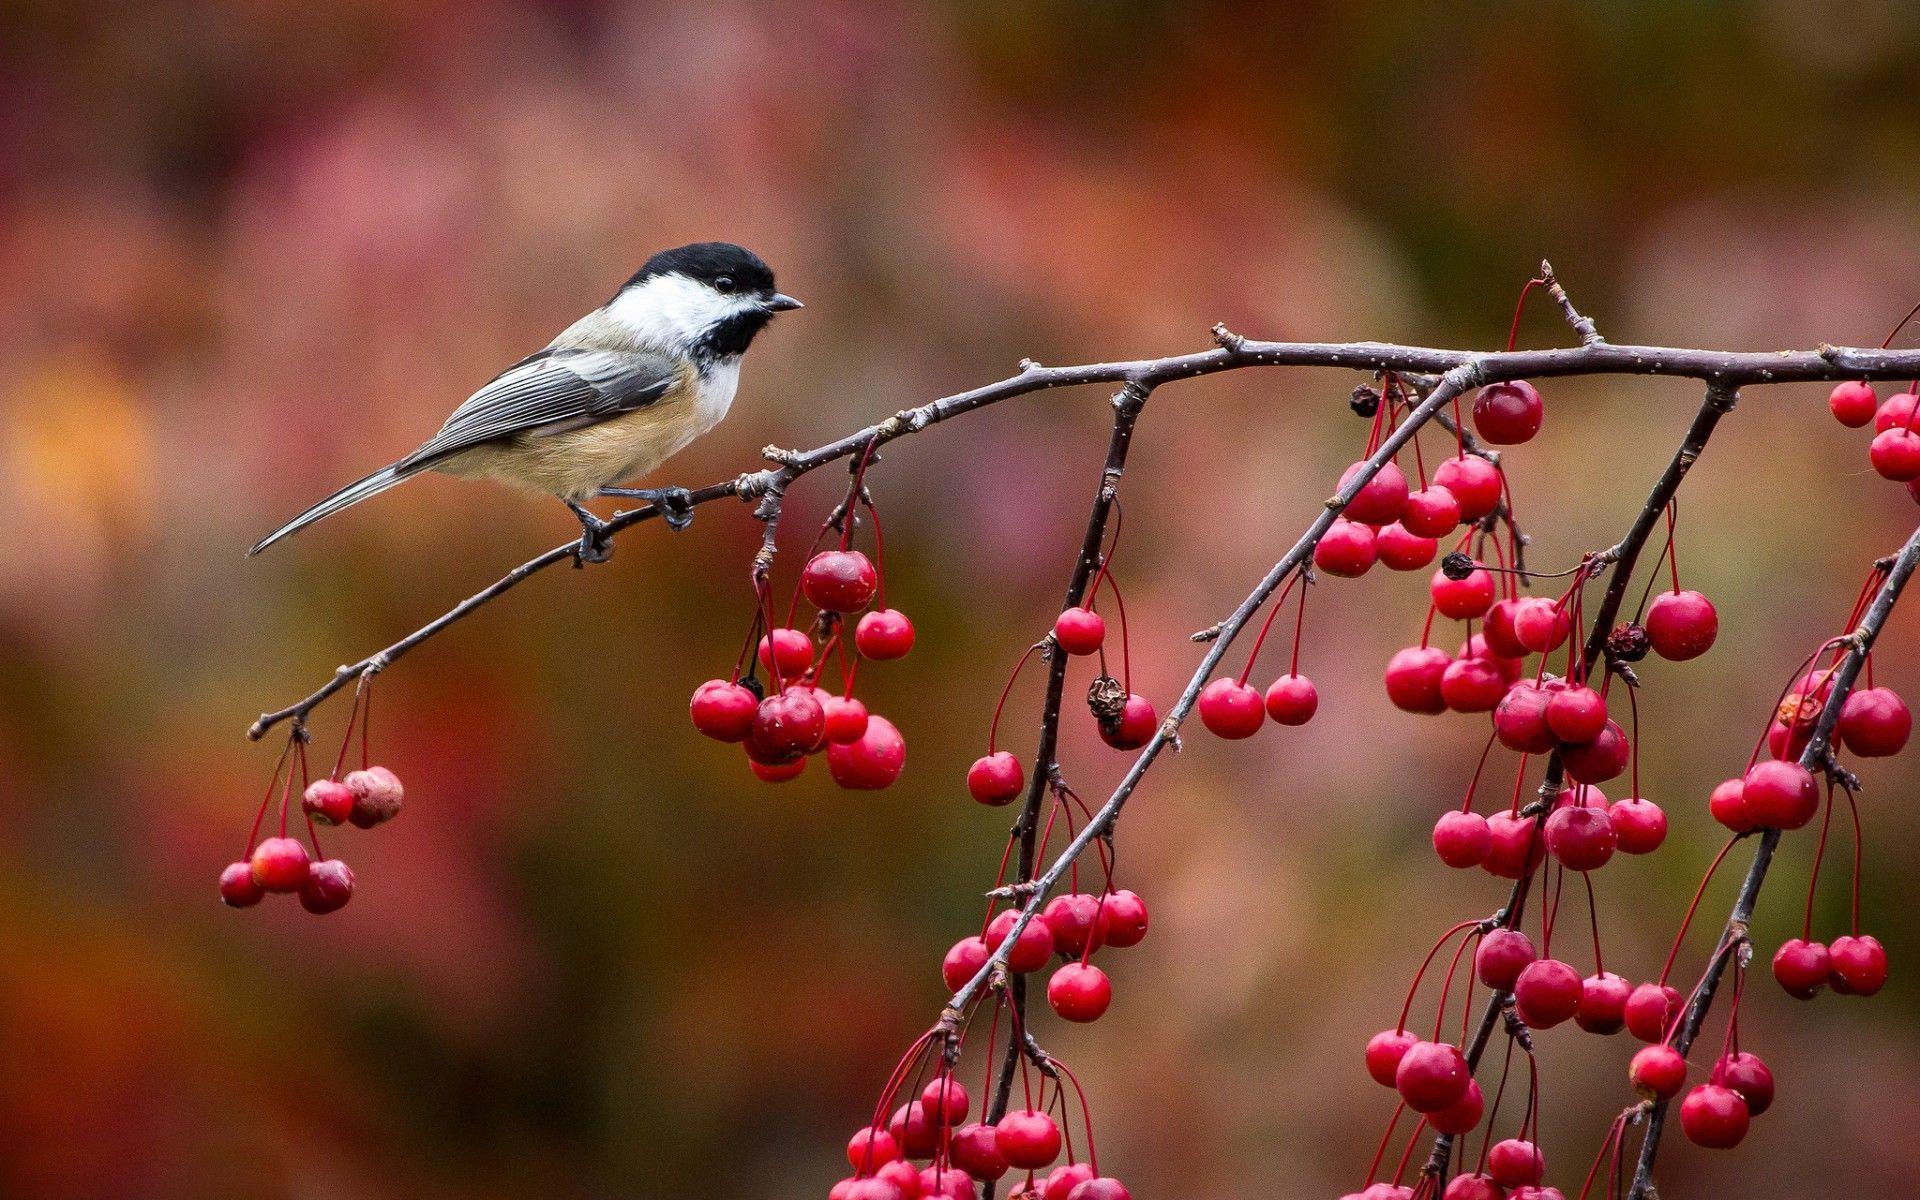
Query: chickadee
[[249, 242, 801, 562]]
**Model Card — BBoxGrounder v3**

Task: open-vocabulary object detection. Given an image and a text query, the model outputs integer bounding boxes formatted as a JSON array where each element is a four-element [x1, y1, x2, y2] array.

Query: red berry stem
[[1842, 782, 1865, 936], [1583, 871, 1606, 976], [1656, 834, 1741, 988], [1047, 1056, 1099, 1175], [1398, 919, 1487, 1033], [1503, 277, 1549, 354], [1801, 780, 1836, 941], [1365, 1102, 1409, 1189]]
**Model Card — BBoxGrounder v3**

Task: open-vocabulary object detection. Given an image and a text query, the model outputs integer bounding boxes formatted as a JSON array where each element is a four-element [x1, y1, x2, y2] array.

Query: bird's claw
[[598, 485, 695, 531], [574, 526, 613, 566]]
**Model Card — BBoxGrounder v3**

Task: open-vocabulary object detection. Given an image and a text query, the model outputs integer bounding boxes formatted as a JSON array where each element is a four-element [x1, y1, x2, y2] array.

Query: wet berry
[[855, 609, 915, 660]]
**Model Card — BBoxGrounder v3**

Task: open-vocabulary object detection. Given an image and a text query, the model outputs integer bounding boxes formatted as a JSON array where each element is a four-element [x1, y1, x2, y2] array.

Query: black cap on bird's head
[[618, 242, 802, 358]]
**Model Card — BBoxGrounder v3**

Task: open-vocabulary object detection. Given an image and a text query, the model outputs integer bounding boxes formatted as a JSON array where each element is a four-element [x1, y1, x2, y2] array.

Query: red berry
[[1402, 486, 1462, 537], [1434, 455, 1504, 521], [1054, 607, 1106, 656], [921, 1076, 969, 1125], [1487, 1139, 1544, 1188], [822, 695, 871, 744], [1472, 381, 1544, 445], [1483, 812, 1546, 880], [1625, 982, 1682, 1043], [967, 752, 1025, 805], [1315, 519, 1377, 577], [1376, 522, 1438, 571], [1839, 686, 1911, 756], [1712, 1051, 1775, 1116], [1432, 809, 1492, 869], [943, 937, 990, 992], [1483, 599, 1528, 658], [1630, 1044, 1688, 1099], [1609, 797, 1667, 854], [1679, 1084, 1749, 1149], [1562, 720, 1629, 785], [1198, 678, 1265, 738], [1871, 426, 1920, 480], [1365, 1028, 1420, 1087], [1830, 380, 1878, 427], [1098, 694, 1157, 750], [921, 1167, 974, 1200], [758, 626, 816, 677], [1042, 893, 1105, 957], [1742, 760, 1818, 830], [219, 861, 264, 908], [827, 715, 905, 789], [691, 679, 760, 742], [1874, 392, 1920, 431], [1644, 590, 1718, 661], [1514, 958, 1583, 1028], [1494, 681, 1557, 754], [1829, 934, 1888, 995], [1512, 597, 1571, 653], [1771, 938, 1831, 999], [1429, 1078, 1484, 1135], [344, 765, 404, 828], [298, 858, 354, 914], [1441, 656, 1508, 713], [301, 779, 355, 826], [1340, 459, 1410, 525], [874, 1161, 920, 1198], [1394, 1040, 1470, 1113], [748, 688, 827, 764], [889, 1102, 939, 1158], [1431, 565, 1496, 620], [1095, 889, 1149, 947], [1046, 962, 1112, 1022], [949, 1124, 1006, 1180], [1443, 1175, 1503, 1200], [249, 836, 311, 893], [803, 549, 879, 613], [1475, 928, 1538, 990], [1385, 646, 1451, 714], [993, 1110, 1061, 1170], [749, 755, 806, 783], [986, 909, 1057, 973], [1545, 685, 1607, 744], [1043, 1164, 1095, 1200], [1264, 674, 1319, 725], [1545, 803, 1617, 871], [855, 609, 915, 660], [1576, 971, 1632, 1034], [1066, 1179, 1130, 1200], [1709, 777, 1754, 833], [847, 1127, 900, 1171]]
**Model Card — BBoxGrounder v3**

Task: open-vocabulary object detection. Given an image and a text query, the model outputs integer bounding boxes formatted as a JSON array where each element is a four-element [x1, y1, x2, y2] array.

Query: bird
[[249, 241, 801, 563]]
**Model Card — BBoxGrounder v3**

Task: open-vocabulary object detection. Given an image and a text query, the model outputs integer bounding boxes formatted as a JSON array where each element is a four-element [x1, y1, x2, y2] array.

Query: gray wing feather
[[397, 349, 678, 470]]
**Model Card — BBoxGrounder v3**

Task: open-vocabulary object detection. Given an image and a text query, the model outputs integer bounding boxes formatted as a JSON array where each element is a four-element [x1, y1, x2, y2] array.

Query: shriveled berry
[[219, 861, 264, 908], [1376, 522, 1438, 571], [1384, 646, 1451, 714], [1264, 674, 1319, 725], [758, 626, 816, 677], [803, 549, 879, 613], [1054, 607, 1106, 656], [1432, 809, 1492, 869], [1771, 938, 1830, 1000], [1625, 982, 1682, 1043], [1576, 971, 1632, 1034], [298, 858, 354, 914], [1434, 455, 1503, 521], [967, 752, 1025, 805], [1047, 962, 1112, 1022], [1394, 1040, 1470, 1113], [1644, 590, 1717, 661], [1365, 1028, 1420, 1087], [691, 679, 760, 742], [993, 1110, 1061, 1170], [827, 715, 905, 789], [1095, 889, 1149, 947], [250, 836, 311, 893], [294, 779, 352, 827], [1711, 1051, 1775, 1116], [855, 609, 915, 660], [1315, 519, 1377, 577], [985, 909, 1057, 973], [1679, 1084, 1749, 1149], [1513, 958, 1583, 1029], [1472, 381, 1544, 445], [1609, 797, 1668, 854], [1630, 1044, 1688, 1099], [1829, 380, 1878, 427], [1340, 459, 1410, 525], [1198, 677, 1265, 738], [344, 765, 404, 829]]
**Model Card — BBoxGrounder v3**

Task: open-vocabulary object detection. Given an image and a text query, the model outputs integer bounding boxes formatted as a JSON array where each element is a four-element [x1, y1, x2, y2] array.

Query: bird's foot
[[566, 501, 615, 566], [600, 485, 695, 531]]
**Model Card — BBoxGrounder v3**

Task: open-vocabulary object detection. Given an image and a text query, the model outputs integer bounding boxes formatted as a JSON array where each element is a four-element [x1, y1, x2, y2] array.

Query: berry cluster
[[689, 456, 913, 788], [221, 682, 401, 914]]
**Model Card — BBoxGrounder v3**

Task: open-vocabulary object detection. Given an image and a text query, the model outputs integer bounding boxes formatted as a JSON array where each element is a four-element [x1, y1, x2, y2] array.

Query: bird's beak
[[765, 293, 804, 312]]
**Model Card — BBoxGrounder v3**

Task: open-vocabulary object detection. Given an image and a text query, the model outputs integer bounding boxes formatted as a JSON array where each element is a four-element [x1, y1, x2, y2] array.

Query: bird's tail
[[248, 461, 423, 556]]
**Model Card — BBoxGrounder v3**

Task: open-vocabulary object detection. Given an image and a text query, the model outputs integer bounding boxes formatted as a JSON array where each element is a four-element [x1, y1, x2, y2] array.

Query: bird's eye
[[714, 276, 736, 294]]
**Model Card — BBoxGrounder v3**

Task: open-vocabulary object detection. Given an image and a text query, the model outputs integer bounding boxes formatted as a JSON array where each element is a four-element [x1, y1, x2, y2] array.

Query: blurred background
[[5, 1, 1920, 1196]]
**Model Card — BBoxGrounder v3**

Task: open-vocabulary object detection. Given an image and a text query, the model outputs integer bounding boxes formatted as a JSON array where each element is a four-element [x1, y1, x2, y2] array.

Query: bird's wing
[[397, 348, 681, 471]]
